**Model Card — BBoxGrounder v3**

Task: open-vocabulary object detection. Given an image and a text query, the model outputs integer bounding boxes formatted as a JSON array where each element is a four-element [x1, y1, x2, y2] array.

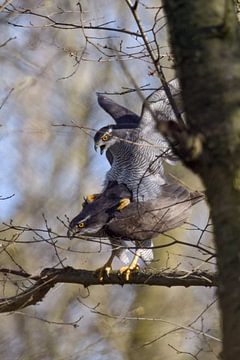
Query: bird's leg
[[84, 193, 99, 204], [117, 198, 131, 210], [119, 254, 140, 281], [95, 252, 115, 281]]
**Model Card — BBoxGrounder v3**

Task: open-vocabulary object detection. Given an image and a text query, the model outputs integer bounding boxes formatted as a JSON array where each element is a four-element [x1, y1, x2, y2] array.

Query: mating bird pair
[[68, 80, 204, 280]]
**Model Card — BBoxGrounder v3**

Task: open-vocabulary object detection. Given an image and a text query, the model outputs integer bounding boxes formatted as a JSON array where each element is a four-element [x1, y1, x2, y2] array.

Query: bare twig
[[6, 6, 142, 37], [0, 88, 14, 110], [125, 0, 184, 127]]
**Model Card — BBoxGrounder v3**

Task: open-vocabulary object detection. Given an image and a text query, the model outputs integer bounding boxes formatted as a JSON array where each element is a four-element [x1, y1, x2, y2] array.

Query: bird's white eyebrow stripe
[[80, 214, 91, 222], [106, 128, 113, 135]]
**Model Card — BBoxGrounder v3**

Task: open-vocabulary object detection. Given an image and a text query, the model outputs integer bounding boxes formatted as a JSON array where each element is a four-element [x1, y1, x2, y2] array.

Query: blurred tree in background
[[2, 0, 235, 359]]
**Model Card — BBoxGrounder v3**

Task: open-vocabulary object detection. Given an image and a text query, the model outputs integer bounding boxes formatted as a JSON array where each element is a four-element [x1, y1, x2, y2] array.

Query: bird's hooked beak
[[94, 143, 105, 155], [67, 227, 75, 240]]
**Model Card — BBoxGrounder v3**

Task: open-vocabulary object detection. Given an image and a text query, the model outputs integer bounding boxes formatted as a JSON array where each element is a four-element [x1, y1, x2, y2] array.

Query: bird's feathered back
[[106, 183, 204, 241], [94, 80, 183, 201], [68, 181, 204, 242]]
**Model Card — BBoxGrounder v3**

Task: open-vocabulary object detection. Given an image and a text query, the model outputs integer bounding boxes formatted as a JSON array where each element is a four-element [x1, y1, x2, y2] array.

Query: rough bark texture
[[163, 1, 240, 359], [0, 267, 217, 313]]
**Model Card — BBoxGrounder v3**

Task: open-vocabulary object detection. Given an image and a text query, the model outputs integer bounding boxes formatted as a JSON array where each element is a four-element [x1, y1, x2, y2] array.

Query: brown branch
[[0, 0, 14, 12], [6, 7, 142, 38], [0, 267, 217, 313], [0, 88, 14, 110]]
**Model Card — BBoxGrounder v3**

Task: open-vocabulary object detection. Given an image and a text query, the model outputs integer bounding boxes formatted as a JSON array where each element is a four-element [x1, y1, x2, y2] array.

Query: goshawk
[[68, 180, 203, 280], [94, 79, 182, 201]]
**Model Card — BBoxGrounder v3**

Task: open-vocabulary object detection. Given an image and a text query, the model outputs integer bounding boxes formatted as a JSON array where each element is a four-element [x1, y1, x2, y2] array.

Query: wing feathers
[[97, 93, 140, 125], [107, 183, 204, 241]]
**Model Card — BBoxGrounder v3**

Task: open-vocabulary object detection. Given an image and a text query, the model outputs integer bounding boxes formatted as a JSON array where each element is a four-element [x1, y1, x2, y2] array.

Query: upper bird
[[94, 79, 182, 201]]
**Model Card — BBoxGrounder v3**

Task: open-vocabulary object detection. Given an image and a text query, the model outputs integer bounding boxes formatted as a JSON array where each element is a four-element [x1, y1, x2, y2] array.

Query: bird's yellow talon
[[96, 265, 113, 281], [119, 264, 139, 281], [117, 198, 131, 210]]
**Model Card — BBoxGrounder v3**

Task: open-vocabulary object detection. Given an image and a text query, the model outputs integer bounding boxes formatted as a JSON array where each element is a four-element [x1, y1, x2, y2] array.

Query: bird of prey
[[67, 181, 131, 239], [94, 79, 182, 201], [68, 181, 134, 280], [68, 180, 204, 280]]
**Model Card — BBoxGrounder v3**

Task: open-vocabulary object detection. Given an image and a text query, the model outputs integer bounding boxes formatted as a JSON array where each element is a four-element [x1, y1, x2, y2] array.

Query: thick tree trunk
[[163, 1, 240, 359]]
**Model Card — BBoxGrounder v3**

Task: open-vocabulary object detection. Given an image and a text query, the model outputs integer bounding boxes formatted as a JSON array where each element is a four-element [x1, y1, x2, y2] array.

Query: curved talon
[[119, 253, 140, 281], [84, 193, 99, 204], [95, 253, 115, 281], [96, 265, 113, 281], [117, 198, 131, 210], [119, 264, 140, 281]]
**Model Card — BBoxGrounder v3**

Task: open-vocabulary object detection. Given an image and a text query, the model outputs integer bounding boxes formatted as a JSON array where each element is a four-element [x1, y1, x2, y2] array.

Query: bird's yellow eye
[[101, 134, 109, 142], [78, 222, 85, 228]]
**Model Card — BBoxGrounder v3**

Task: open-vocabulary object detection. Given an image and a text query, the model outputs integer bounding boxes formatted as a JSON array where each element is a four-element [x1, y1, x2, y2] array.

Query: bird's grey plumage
[[106, 183, 204, 241], [97, 94, 140, 164], [67, 182, 135, 266], [68, 181, 204, 269], [139, 79, 182, 134], [102, 127, 167, 201], [68, 81, 187, 272], [95, 79, 183, 201]]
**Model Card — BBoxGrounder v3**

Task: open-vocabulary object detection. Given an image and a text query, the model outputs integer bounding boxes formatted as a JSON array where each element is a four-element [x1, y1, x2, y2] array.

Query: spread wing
[[107, 183, 204, 241], [139, 79, 183, 134], [97, 93, 140, 126]]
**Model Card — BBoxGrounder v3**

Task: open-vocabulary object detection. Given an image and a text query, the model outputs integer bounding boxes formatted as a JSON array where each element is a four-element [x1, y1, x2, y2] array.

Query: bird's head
[[67, 208, 110, 239], [94, 125, 117, 154], [67, 183, 133, 240]]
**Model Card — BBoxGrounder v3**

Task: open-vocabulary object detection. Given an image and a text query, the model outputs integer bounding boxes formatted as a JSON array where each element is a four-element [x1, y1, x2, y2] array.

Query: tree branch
[[0, 267, 217, 313]]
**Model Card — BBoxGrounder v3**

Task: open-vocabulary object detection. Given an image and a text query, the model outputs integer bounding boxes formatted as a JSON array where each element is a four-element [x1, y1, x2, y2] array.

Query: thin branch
[[125, 0, 185, 127], [0, 0, 14, 13], [14, 311, 83, 328], [91, 309, 221, 343], [0, 193, 15, 200], [0, 37, 16, 48], [6, 6, 142, 37], [0, 88, 14, 110]]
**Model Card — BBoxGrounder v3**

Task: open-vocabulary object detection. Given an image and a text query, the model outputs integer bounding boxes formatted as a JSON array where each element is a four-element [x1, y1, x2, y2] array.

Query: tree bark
[[0, 267, 217, 313], [163, 1, 240, 359]]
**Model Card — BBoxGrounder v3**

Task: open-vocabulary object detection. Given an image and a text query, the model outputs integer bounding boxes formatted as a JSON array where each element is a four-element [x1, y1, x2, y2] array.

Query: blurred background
[[0, 1, 219, 359]]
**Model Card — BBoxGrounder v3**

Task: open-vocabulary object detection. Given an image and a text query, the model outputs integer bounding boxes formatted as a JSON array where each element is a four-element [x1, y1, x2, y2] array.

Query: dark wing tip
[[96, 92, 140, 126], [97, 93, 115, 108]]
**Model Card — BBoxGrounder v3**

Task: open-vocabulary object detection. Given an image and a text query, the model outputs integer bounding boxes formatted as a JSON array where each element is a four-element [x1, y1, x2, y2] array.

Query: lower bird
[[68, 181, 204, 280]]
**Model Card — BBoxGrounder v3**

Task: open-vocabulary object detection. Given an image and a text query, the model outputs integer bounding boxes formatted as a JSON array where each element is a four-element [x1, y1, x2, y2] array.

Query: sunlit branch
[[0, 266, 217, 313]]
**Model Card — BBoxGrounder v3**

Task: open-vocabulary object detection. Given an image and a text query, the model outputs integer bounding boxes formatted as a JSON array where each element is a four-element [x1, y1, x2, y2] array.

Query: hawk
[[68, 181, 203, 280], [68, 80, 194, 280], [94, 79, 182, 201]]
